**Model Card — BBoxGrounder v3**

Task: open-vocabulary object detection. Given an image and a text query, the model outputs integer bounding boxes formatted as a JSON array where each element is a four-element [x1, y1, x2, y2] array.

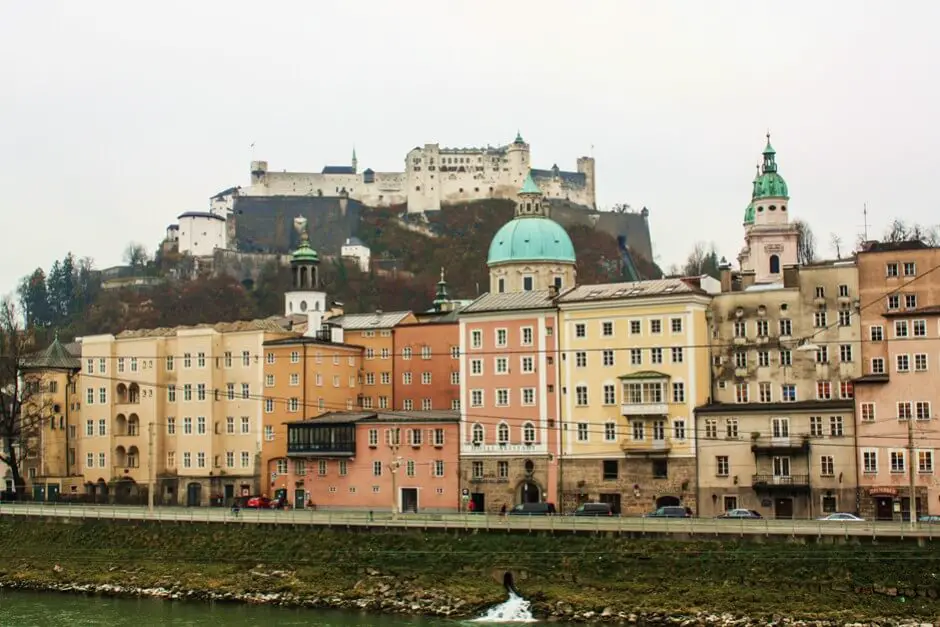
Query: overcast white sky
[[2, 1, 938, 294]]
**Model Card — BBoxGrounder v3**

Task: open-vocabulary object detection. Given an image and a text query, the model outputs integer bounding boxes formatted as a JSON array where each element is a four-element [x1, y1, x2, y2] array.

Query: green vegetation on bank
[[1, 518, 939, 620]]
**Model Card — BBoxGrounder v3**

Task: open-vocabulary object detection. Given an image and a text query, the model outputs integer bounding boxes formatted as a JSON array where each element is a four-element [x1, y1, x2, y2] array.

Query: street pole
[[388, 428, 400, 520], [148, 422, 155, 514], [908, 417, 916, 529]]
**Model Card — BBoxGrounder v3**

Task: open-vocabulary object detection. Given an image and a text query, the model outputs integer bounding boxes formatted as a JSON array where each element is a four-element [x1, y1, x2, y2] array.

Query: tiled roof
[[115, 318, 291, 339], [860, 240, 931, 253], [460, 290, 559, 315], [22, 337, 81, 371], [330, 311, 413, 330], [557, 279, 702, 303]]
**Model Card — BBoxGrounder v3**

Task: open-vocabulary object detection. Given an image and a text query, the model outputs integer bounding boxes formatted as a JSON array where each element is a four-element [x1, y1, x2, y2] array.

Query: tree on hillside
[[682, 242, 721, 279], [16, 269, 52, 328], [123, 242, 150, 269], [0, 299, 50, 497], [793, 219, 817, 264]]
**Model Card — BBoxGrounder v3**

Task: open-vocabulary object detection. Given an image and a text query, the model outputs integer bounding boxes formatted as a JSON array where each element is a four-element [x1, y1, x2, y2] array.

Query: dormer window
[[497, 277, 506, 293], [522, 276, 534, 291]]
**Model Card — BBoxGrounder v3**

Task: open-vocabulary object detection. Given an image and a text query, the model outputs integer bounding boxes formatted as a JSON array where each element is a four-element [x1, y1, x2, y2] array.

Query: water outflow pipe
[[502, 571, 518, 596]]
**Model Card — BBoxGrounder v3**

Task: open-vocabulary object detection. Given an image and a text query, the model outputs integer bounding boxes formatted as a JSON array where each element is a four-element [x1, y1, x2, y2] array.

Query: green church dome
[[292, 244, 319, 263], [745, 133, 789, 224], [487, 217, 576, 266], [744, 203, 755, 225]]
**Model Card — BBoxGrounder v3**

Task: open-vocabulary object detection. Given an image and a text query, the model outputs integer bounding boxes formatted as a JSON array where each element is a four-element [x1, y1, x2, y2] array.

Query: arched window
[[769, 254, 780, 274], [472, 424, 484, 445], [522, 422, 536, 445], [498, 422, 509, 444]]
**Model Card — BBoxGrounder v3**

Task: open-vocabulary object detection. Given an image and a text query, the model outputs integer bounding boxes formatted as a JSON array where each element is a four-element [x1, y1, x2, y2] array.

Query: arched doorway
[[656, 495, 680, 508], [186, 482, 202, 507], [519, 481, 541, 504]]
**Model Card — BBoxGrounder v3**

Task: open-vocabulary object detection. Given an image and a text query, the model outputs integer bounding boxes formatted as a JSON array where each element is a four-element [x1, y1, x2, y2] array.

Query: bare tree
[[793, 219, 817, 264], [883, 219, 940, 245], [0, 299, 51, 497], [682, 242, 721, 279], [830, 233, 844, 260], [123, 242, 150, 269]]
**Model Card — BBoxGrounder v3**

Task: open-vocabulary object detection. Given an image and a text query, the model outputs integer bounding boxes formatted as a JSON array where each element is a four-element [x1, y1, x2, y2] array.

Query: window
[[704, 419, 717, 439], [433, 428, 445, 446], [575, 385, 588, 406], [98, 419, 106, 436], [886, 262, 899, 277], [373, 461, 382, 476], [577, 423, 589, 442], [470, 389, 483, 407], [471, 330, 482, 348], [86, 388, 94, 404], [225, 416, 234, 434], [912, 319, 927, 337], [521, 327, 533, 345], [888, 295, 900, 310], [522, 422, 535, 445], [898, 401, 913, 420], [895, 320, 909, 338], [870, 325, 884, 341], [495, 357, 508, 374], [99, 387, 106, 404], [604, 422, 616, 441], [919, 450, 934, 473], [166, 356, 174, 371], [810, 416, 823, 437], [670, 318, 683, 333], [240, 416, 249, 434], [365, 348, 374, 360], [814, 310, 827, 327], [575, 323, 586, 338], [630, 320, 641, 335], [495, 329, 507, 346], [734, 351, 748, 369], [264, 398, 274, 413], [781, 384, 796, 402], [906, 294, 918, 309], [758, 351, 770, 367], [915, 353, 928, 372], [575, 351, 587, 368], [733, 321, 747, 338], [470, 359, 483, 375], [672, 382, 685, 403], [650, 348, 663, 364], [779, 350, 792, 366], [839, 344, 853, 363], [433, 460, 444, 477], [183, 417, 192, 434], [602, 350, 614, 367], [288, 397, 299, 412], [891, 451, 906, 473], [816, 346, 829, 363], [863, 450, 878, 473], [242, 351, 250, 366], [734, 383, 749, 403], [381, 348, 390, 360], [839, 381, 854, 399], [916, 401, 931, 420], [904, 262, 916, 276], [897, 354, 910, 373], [671, 347, 684, 363], [838, 310, 851, 327], [166, 417, 176, 435], [183, 452, 192, 468], [816, 380, 832, 400], [650, 319, 662, 334], [184, 353, 192, 368], [421, 345, 432, 360], [85, 419, 94, 436], [779, 319, 792, 336], [471, 424, 484, 445], [630, 349, 642, 365], [495, 389, 509, 406], [716, 456, 729, 477], [871, 358, 885, 374], [830, 415, 844, 436], [820, 456, 835, 477], [725, 419, 738, 439], [522, 387, 536, 405], [402, 372, 412, 385], [496, 460, 509, 478], [522, 276, 534, 291], [602, 321, 614, 336], [772, 417, 789, 438], [183, 384, 192, 401], [759, 382, 772, 403], [815, 286, 825, 299], [673, 420, 686, 440], [421, 372, 432, 385], [756, 319, 768, 337], [860, 402, 875, 422], [241, 451, 250, 468], [603, 384, 616, 405], [195, 383, 206, 401], [838, 284, 849, 297]]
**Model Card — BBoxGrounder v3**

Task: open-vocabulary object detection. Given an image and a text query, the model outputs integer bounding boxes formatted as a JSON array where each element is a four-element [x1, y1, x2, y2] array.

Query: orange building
[[260, 334, 364, 507], [331, 311, 417, 411], [393, 317, 460, 412], [283, 410, 460, 512]]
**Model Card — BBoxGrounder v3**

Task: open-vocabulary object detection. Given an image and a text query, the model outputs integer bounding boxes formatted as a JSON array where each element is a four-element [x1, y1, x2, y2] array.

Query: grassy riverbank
[[1, 518, 939, 621]]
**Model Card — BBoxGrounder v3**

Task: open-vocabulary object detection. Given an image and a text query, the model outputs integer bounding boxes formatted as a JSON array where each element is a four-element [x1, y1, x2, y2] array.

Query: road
[[1, 502, 937, 539]]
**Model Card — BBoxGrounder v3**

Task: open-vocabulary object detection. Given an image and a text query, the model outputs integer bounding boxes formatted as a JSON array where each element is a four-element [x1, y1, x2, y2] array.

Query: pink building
[[283, 410, 460, 513], [458, 293, 562, 513], [855, 241, 940, 519]]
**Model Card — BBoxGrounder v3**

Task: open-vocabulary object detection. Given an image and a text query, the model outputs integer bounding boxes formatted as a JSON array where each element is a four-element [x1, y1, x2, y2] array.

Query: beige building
[[80, 320, 292, 505], [696, 261, 861, 518]]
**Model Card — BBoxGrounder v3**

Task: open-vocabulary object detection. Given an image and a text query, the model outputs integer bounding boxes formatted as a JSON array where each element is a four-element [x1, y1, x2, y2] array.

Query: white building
[[177, 211, 227, 256], [340, 237, 371, 273], [213, 134, 595, 214]]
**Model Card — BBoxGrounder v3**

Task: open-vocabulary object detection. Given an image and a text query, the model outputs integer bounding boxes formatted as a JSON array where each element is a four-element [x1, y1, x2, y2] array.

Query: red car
[[244, 496, 273, 509]]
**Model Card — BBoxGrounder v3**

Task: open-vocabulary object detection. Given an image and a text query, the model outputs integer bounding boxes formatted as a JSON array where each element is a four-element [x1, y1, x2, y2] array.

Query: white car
[[818, 512, 864, 522]]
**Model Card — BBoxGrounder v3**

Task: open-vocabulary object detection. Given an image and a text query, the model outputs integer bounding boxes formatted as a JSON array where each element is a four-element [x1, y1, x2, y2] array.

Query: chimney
[[718, 257, 733, 293], [740, 270, 756, 290], [782, 264, 800, 289], [548, 284, 558, 299]]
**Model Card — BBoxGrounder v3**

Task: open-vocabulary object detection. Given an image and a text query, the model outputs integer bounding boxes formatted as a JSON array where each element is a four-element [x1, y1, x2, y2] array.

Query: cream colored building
[[556, 279, 712, 515], [79, 320, 292, 505], [697, 261, 861, 518]]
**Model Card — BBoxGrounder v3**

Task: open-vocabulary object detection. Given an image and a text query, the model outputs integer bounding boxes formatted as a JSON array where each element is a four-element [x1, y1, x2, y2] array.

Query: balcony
[[287, 422, 356, 457], [750, 436, 809, 454], [620, 403, 668, 416], [620, 437, 671, 455], [752, 474, 810, 490]]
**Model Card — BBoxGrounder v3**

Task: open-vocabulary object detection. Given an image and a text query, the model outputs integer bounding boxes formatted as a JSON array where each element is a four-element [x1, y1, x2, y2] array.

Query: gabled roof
[[22, 337, 81, 371], [460, 290, 560, 315], [330, 311, 414, 330], [557, 279, 702, 304]]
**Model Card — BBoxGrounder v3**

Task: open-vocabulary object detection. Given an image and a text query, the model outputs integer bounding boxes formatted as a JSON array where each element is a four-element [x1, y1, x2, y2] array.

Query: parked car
[[573, 503, 615, 517], [244, 496, 273, 509], [643, 506, 691, 518], [818, 513, 864, 521], [919, 515, 940, 524], [717, 509, 762, 519], [509, 502, 557, 516]]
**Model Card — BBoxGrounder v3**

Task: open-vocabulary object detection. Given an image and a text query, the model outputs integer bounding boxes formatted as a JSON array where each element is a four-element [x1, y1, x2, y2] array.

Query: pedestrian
[[468, 499, 476, 514], [500, 503, 507, 517]]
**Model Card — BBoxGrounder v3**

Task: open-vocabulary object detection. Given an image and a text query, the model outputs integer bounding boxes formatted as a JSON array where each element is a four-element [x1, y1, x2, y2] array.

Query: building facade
[[697, 261, 861, 519], [855, 241, 940, 519], [556, 279, 712, 515], [393, 320, 460, 413], [282, 410, 460, 512], [177, 211, 227, 256]]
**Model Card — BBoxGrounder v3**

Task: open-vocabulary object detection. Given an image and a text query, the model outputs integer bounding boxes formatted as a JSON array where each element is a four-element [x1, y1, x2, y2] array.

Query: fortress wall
[[231, 196, 363, 255]]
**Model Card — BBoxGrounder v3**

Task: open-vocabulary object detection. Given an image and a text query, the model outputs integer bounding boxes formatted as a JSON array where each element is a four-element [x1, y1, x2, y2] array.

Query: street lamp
[[389, 455, 403, 520]]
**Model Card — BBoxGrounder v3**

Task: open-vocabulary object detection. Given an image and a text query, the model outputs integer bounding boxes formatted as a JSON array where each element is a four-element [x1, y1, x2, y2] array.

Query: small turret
[[351, 146, 358, 174], [433, 268, 451, 312]]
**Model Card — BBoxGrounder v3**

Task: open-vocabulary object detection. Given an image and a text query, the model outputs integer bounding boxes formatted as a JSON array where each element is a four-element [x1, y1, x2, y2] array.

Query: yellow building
[[79, 320, 293, 506], [556, 279, 713, 515], [18, 336, 83, 500]]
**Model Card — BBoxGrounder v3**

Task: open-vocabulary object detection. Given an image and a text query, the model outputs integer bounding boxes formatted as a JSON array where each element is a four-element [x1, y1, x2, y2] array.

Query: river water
[[0, 590, 542, 626]]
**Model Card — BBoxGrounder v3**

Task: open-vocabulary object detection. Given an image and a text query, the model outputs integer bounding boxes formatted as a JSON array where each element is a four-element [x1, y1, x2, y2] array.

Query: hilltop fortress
[[222, 133, 595, 213]]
